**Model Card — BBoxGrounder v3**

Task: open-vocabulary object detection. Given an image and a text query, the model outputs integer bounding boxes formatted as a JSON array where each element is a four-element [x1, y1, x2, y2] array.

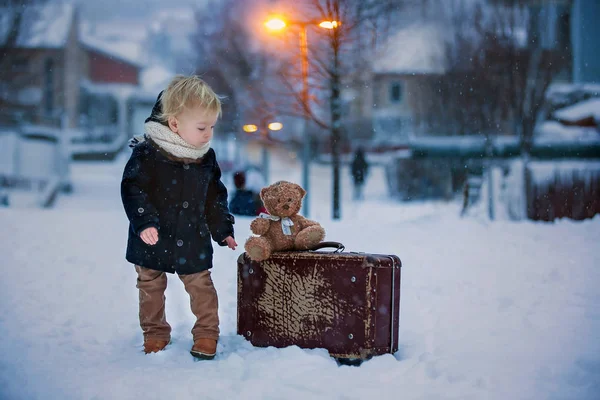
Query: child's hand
[[223, 236, 237, 250], [140, 227, 159, 245]]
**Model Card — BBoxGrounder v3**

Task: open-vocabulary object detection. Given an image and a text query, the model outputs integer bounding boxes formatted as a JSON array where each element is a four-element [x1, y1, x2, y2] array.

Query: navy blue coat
[[121, 137, 235, 275]]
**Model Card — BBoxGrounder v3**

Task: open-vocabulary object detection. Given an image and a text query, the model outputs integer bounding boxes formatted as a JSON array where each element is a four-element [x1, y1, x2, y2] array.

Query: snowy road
[[1, 148, 599, 400]]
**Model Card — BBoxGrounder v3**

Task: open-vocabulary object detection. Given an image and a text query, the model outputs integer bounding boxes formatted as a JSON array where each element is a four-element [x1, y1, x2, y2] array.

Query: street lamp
[[243, 124, 258, 133], [318, 21, 340, 29], [264, 17, 340, 218], [243, 121, 283, 186], [264, 18, 286, 31], [268, 122, 283, 131]]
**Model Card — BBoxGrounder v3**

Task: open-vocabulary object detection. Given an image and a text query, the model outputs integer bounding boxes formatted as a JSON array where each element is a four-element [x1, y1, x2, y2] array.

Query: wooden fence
[[528, 162, 600, 221]]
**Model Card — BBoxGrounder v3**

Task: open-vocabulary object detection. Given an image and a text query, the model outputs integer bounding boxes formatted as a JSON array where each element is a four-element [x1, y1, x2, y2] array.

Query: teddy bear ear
[[260, 187, 269, 200], [295, 184, 307, 198]]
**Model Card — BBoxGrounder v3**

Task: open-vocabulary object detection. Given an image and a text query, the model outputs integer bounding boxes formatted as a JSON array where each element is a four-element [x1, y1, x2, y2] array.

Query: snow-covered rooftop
[[373, 24, 447, 75], [80, 34, 146, 68], [547, 83, 600, 97], [553, 98, 600, 123], [79, 19, 148, 43], [0, 3, 74, 49], [80, 79, 140, 101]]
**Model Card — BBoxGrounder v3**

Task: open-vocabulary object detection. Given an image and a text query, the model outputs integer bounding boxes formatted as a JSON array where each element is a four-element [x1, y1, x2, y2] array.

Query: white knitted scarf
[[137, 121, 211, 160]]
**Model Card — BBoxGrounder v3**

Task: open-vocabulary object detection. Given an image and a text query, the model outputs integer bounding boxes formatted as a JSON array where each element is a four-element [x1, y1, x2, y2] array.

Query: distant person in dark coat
[[229, 170, 265, 216], [121, 75, 237, 359], [351, 147, 369, 200]]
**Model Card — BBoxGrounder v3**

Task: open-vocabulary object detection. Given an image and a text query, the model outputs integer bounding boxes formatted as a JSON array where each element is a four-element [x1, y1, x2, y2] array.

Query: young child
[[121, 75, 237, 359]]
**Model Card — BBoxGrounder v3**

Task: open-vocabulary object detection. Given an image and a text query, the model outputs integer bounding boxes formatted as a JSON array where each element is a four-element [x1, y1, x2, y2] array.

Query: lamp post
[[265, 17, 340, 218], [299, 24, 310, 218], [243, 121, 282, 186]]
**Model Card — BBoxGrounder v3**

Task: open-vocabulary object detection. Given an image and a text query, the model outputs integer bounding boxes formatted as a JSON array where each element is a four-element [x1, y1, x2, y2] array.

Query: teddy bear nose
[[283, 204, 290, 210]]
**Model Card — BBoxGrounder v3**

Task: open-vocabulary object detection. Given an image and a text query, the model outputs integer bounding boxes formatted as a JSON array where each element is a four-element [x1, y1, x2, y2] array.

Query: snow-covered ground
[[1, 147, 599, 400]]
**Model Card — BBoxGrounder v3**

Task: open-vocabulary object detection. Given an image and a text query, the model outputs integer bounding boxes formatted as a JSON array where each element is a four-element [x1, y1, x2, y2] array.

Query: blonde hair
[[159, 75, 222, 122]]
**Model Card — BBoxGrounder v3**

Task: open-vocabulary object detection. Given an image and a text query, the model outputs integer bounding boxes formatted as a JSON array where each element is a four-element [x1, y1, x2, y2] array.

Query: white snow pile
[[536, 121, 599, 142], [548, 83, 600, 98], [0, 130, 19, 174], [1, 150, 599, 400], [529, 160, 600, 188], [554, 98, 600, 124]]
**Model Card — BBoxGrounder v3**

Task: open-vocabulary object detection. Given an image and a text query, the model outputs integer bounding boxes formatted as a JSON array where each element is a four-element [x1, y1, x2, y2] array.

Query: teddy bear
[[244, 181, 326, 262]]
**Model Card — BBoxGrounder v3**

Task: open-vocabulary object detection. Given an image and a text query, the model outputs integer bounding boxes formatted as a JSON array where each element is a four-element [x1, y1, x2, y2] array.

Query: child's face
[[168, 105, 218, 148]]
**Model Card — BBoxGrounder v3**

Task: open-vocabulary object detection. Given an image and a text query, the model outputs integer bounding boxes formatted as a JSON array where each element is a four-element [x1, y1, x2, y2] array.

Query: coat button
[[183, 201, 189, 208], [183, 164, 190, 170], [138, 207, 144, 213], [177, 240, 184, 247]]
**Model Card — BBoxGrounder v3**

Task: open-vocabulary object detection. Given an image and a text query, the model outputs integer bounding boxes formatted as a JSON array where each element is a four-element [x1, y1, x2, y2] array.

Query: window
[[44, 58, 54, 116], [79, 89, 119, 130], [390, 82, 403, 103], [12, 57, 29, 72]]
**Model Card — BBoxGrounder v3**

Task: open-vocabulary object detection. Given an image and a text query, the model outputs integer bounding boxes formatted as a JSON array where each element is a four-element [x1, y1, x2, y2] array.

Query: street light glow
[[268, 122, 283, 131], [265, 18, 286, 31], [265, 18, 341, 32], [243, 124, 258, 133], [319, 20, 340, 29]]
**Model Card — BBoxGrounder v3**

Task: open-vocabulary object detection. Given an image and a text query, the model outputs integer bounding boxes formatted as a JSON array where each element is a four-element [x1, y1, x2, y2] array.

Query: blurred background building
[[0, 0, 598, 221]]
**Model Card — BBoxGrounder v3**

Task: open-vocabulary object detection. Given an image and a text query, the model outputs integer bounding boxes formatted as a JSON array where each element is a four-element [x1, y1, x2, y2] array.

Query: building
[[343, 0, 600, 148], [0, 2, 150, 143], [342, 24, 448, 147], [0, 3, 80, 128], [493, 0, 600, 83]]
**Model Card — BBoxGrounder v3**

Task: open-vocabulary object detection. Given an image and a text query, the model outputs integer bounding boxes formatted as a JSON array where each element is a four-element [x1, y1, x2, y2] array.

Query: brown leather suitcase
[[237, 242, 402, 362]]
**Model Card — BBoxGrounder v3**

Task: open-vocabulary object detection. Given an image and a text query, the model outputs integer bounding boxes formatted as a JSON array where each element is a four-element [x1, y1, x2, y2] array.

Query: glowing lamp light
[[319, 21, 340, 29], [265, 18, 287, 31], [243, 124, 258, 133], [268, 122, 283, 131]]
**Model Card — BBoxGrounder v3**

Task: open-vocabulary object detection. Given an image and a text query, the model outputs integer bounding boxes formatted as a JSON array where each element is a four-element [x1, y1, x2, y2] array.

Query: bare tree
[[191, 0, 300, 141], [192, 0, 257, 128], [267, 0, 409, 219], [192, 0, 411, 218], [428, 0, 565, 218]]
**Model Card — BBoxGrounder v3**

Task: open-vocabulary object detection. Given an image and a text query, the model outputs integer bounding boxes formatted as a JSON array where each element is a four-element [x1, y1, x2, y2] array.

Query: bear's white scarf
[[258, 212, 294, 235], [135, 121, 211, 160]]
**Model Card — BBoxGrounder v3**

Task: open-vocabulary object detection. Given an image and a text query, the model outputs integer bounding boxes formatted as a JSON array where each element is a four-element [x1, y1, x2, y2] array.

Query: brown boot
[[190, 338, 217, 360], [143, 338, 170, 354]]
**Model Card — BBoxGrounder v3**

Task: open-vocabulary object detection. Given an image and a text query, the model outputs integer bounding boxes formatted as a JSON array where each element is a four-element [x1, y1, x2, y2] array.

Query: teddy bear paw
[[247, 246, 269, 262], [245, 237, 272, 262], [294, 225, 325, 250]]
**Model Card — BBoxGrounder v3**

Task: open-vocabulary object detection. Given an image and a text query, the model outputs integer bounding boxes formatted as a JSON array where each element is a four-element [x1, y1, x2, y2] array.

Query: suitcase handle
[[310, 241, 345, 253]]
